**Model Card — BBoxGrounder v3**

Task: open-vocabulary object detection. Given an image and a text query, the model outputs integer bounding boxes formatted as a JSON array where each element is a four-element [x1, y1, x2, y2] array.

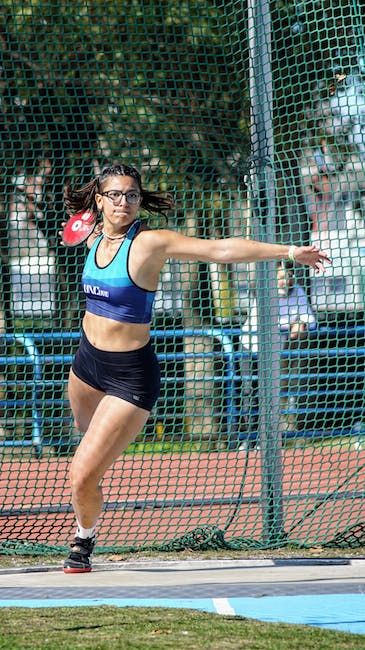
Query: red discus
[[61, 210, 96, 246]]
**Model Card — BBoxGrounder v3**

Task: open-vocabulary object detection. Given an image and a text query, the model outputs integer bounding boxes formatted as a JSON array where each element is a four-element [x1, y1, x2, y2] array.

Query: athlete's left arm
[[146, 229, 330, 273]]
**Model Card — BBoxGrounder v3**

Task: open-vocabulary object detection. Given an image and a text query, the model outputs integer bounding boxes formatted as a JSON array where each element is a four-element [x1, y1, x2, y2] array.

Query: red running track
[[0, 446, 363, 550]]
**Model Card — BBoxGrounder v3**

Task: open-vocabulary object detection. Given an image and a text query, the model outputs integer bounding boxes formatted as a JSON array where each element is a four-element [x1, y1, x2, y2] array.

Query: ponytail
[[64, 164, 175, 219]]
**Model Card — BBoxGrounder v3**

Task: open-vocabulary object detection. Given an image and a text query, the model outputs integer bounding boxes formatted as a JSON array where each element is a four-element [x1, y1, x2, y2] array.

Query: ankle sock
[[76, 522, 96, 540]]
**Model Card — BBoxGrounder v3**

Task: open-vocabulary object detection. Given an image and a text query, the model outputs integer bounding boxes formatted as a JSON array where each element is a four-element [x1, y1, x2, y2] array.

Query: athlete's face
[[95, 175, 142, 228]]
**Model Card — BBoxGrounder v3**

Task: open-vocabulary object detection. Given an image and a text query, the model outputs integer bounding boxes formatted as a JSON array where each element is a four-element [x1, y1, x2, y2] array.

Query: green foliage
[[0, 0, 250, 191]]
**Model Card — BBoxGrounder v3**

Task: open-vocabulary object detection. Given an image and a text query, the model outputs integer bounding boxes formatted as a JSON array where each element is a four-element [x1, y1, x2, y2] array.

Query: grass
[[0, 606, 364, 650], [1, 421, 363, 459], [5, 428, 365, 458]]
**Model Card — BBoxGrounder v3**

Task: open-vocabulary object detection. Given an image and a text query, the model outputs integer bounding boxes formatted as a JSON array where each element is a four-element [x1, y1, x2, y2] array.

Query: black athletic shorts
[[71, 332, 161, 411]]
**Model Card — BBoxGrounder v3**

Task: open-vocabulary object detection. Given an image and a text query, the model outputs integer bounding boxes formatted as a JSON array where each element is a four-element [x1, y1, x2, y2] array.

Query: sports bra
[[82, 220, 155, 323]]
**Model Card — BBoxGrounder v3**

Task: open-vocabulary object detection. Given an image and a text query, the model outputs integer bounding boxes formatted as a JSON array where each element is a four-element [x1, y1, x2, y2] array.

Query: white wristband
[[288, 245, 297, 262]]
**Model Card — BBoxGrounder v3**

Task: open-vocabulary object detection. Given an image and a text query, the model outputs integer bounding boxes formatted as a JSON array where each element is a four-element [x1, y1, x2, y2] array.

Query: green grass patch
[[0, 606, 363, 649]]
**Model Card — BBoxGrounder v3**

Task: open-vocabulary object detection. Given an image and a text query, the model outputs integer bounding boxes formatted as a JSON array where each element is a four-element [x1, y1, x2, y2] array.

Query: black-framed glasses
[[101, 190, 141, 205]]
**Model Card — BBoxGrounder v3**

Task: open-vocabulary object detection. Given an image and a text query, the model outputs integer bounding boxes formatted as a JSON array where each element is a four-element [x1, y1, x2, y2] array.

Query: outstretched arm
[[150, 230, 331, 274]]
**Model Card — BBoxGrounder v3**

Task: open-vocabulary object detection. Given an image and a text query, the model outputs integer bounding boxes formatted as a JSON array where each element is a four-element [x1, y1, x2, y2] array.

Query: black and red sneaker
[[63, 536, 95, 574]]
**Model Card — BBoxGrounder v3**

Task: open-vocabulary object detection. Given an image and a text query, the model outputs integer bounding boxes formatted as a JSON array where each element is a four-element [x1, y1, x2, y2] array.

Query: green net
[[0, 0, 364, 557]]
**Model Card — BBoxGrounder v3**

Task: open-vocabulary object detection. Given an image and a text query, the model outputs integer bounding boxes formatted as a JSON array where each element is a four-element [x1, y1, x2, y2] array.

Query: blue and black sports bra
[[82, 220, 155, 323]]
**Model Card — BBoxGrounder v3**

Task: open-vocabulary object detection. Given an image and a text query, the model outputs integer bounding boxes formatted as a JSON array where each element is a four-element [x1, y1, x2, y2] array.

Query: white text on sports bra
[[83, 284, 110, 298]]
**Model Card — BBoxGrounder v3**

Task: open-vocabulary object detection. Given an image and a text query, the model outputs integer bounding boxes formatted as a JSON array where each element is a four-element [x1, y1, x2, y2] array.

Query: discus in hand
[[61, 210, 96, 246]]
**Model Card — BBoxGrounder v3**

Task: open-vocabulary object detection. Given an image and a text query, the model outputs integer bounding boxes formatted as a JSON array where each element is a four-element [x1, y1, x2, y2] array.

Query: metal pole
[[247, 0, 285, 544]]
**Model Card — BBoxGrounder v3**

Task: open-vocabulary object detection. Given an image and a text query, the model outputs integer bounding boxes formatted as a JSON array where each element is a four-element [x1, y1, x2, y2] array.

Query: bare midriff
[[82, 311, 151, 352]]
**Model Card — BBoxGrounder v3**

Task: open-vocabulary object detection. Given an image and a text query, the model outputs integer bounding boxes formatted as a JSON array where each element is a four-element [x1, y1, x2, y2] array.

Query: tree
[[0, 0, 250, 330]]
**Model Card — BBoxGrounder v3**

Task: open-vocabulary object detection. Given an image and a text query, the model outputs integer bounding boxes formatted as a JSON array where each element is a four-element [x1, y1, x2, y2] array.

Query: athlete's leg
[[69, 391, 150, 530], [64, 364, 152, 572], [67, 368, 105, 434]]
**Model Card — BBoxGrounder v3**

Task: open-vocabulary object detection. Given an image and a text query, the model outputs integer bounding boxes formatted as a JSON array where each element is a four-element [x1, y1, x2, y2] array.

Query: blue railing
[[236, 324, 365, 443], [0, 329, 238, 457], [0, 326, 364, 457]]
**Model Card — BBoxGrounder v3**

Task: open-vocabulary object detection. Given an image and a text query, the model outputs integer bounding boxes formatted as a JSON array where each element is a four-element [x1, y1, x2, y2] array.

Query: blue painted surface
[[229, 594, 365, 635], [0, 598, 216, 613], [0, 594, 364, 635]]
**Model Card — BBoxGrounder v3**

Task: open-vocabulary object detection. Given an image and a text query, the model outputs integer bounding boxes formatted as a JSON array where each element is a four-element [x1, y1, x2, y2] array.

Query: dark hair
[[64, 163, 175, 219]]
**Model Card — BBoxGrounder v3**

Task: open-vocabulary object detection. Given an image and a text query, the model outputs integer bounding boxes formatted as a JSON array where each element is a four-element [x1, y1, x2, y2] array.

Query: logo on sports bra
[[83, 283, 110, 298]]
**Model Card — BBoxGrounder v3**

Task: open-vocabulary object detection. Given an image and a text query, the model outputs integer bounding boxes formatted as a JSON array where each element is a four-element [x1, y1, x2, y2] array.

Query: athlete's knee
[[72, 415, 86, 434], [69, 461, 99, 496]]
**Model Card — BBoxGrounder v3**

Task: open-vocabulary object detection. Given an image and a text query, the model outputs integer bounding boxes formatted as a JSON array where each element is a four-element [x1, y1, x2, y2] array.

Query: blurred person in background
[[240, 262, 317, 446]]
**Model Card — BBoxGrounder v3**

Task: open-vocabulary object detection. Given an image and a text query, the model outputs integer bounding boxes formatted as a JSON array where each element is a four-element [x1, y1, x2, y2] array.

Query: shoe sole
[[63, 566, 92, 574]]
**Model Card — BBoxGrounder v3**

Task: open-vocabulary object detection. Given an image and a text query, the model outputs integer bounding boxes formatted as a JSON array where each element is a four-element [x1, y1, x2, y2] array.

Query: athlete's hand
[[58, 222, 66, 246], [292, 245, 331, 274]]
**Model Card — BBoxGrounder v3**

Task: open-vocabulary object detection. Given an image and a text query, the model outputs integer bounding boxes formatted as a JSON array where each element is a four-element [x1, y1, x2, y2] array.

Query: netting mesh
[[0, 0, 364, 556]]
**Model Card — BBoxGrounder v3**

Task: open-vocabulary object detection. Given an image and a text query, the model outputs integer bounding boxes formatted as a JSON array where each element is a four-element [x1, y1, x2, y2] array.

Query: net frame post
[[248, 0, 285, 544]]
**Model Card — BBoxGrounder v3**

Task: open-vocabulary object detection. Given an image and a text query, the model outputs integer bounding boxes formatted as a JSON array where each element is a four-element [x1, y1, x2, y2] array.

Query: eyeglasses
[[101, 190, 141, 205]]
